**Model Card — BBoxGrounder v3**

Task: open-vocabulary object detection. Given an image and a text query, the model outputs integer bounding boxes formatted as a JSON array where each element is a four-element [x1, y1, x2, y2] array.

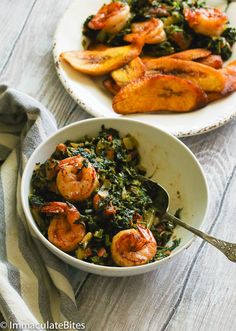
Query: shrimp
[[111, 225, 157, 266], [56, 156, 98, 202], [88, 2, 131, 34], [41, 202, 86, 252], [124, 18, 166, 45], [184, 8, 228, 37]]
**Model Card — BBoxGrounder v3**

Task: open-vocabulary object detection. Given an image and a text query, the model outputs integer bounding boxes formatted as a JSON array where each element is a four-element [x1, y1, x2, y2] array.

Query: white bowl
[[21, 118, 208, 277]]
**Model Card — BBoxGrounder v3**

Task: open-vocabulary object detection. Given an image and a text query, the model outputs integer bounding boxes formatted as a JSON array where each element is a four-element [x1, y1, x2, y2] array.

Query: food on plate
[[184, 8, 227, 38], [59, 0, 236, 114], [220, 60, 236, 94], [103, 78, 121, 95], [206, 92, 226, 103], [166, 48, 211, 61], [112, 74, 207, 114], [141, 48, 212, 65], [143, 57, 226, 92], [60, 43, 143, 76], [111, 57, 146, 87], [83, 0, 235, 60], [87, 2, 131, 34], [123, 18, 166, 44], [205, 61, 236, 101], [227, 60, 236, 72], [29, 127, 180, 266], [196, 55, 223, 69]]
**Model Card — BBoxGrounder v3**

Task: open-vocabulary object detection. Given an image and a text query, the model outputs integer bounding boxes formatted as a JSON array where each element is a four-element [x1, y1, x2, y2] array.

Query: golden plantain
[[141, 49, 211, 64], [144, 58, 226, 92], [220, 60, 236, 94], [206, 60, 236, 102], [206, 92, 225, 103], [113, 74, 207, 114], [167, 48, 211, 61], [60, 43, 143, 76], [111, 57, 146, 87], [197, 55, 223, 69], [103, 78, 121, 95]]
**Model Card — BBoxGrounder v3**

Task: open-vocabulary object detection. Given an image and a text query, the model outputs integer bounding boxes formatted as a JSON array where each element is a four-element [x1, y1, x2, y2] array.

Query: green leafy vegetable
[[30, 126, 180, 266], [82, 0, 236, 60]]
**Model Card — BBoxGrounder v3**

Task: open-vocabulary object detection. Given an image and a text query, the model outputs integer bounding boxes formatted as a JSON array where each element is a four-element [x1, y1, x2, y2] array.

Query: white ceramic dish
[[53, 0, 236, 137], [21, 118, 208, 277]]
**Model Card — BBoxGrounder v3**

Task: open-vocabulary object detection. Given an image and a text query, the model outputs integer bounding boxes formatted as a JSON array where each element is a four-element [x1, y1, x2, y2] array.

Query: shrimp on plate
[[56, 156, 99, 202], [111, 225, 157, 266], [124, 18, 166, 44], [184, 7, 228, 37], [88, 2, 131, 34], [41, 202, 86, 252]]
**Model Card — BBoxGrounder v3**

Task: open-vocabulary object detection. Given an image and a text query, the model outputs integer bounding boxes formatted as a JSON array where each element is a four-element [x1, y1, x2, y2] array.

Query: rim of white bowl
[[21, 117, 209, 275]]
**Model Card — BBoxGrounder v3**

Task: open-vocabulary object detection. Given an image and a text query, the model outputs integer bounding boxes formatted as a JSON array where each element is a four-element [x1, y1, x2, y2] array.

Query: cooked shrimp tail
[[56, 156, 99, 202], [88, 2, 131, 34], [184, 7, 227, 37], [41, 202, 86, 252], [111, 225, 157, 266], [124, 18, 166, 45]]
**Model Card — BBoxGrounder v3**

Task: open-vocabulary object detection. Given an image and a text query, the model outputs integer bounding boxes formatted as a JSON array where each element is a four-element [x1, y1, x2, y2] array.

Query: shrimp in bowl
[[28, 126, 181, 268], [40, 202, 86, 252], [111, 225, 157, 267], [57, 155, 99, 202]]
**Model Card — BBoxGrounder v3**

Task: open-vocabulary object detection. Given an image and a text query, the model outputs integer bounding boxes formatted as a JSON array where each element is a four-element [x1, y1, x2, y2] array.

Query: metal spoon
[[139, 175, 236, 262]]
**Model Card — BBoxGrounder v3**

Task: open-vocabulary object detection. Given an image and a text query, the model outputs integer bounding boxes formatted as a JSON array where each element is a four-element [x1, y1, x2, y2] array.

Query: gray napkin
[[0, 85, 87, 331]]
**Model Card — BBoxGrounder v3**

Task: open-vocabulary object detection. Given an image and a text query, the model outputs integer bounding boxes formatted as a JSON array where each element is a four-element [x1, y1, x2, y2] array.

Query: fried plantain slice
[[167, 48, 211, 61], [103, 78, 121, 95], [141, 49, 211, 64], [113, 74, 207, 114], [206, 60, 236, 102], [88, 44, 109, 51], [206, 92, 225, 103], [219, 60, 236, 94], [144, 58, 226, 92], [197, 55, 223, 69], [60, 43, 143, 76], [111, 57, 146, 87]]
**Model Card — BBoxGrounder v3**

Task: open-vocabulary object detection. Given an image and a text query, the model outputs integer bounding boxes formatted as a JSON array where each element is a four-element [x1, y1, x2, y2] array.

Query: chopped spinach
[[30, 126, 180, 266]]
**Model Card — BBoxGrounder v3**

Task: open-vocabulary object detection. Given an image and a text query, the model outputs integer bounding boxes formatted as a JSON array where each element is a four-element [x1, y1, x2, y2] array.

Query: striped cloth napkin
[[0, 86, 87, 330]]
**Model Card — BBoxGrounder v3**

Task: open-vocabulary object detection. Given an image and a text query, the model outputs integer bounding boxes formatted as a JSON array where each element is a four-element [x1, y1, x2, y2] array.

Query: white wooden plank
[[0, 0, 89, 128], [165, 163, 236, 331], [0, 0, 36, 73]]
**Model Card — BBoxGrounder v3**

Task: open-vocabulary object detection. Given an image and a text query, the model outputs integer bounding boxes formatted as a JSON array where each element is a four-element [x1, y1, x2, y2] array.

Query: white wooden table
[[1, 1, 236, 330]]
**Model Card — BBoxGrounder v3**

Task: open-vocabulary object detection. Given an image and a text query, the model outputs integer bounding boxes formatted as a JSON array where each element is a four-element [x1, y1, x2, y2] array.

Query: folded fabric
[[0, 86, 87, 331]]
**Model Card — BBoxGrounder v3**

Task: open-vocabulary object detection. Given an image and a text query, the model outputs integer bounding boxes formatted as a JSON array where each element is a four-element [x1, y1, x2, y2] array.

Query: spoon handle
[[165, 212, 236, 262]]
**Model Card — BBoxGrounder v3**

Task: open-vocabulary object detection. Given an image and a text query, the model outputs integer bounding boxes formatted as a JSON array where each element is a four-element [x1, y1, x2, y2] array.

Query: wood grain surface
[[0, 1, 236, 330]]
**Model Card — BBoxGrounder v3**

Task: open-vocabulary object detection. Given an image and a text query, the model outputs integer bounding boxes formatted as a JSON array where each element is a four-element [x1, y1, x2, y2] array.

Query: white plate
[[53, 0, 236, 137]]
